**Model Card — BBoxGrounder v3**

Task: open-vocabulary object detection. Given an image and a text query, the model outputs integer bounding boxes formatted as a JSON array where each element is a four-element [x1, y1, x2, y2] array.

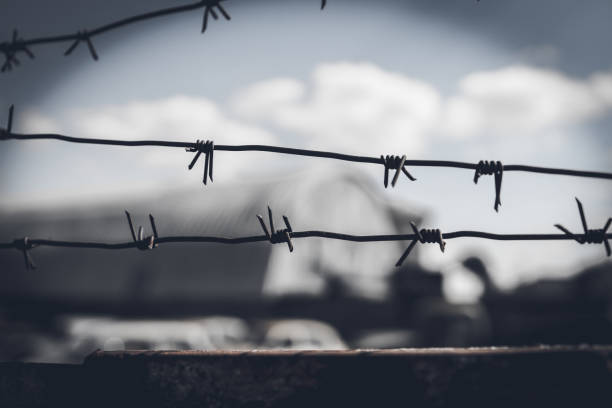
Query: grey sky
[[1, 0, 611, 288]]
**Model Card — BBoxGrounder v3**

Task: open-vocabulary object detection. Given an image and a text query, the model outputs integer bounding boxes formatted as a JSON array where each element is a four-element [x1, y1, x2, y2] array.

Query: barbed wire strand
[[1, 202, 609, 270], [1, 0, 328, 70], [2, 126, 611, 211]]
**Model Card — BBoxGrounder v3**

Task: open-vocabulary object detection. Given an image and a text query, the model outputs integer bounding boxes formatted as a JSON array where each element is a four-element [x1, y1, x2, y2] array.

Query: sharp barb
[[202, 8, 209, 32], [85, 36, 98, 61], [209, 148, 214, 182], [257, 214, 271, 239], [64, 39, 80, 56], [391, 155, 407, 187], [285, 231, 293, 252], [203, 149, 210, 185], [7, 104, 14, 133], [138, 226, 144, 241], [575, 197, 588, 233], [395, 239, 418, 267], [149, 214, 159, 239], [125, 211, 137, 242], [401, 167, 417, 181], [283, 215, 292, 232], [188, 151, 202, 170], [604, 239, 611, 257], [268, 206, 275, 234], [209, 6, 219, 19], [410, 222, 422, 242], [603, 218, 612, 233], [216, 3, 231, 20]]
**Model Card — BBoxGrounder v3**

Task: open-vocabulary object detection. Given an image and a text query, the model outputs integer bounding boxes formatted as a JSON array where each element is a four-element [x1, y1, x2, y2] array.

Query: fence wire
[[1, 0, 328, 71], [2, 109, 611, 211], [1, 200, 609, 270]]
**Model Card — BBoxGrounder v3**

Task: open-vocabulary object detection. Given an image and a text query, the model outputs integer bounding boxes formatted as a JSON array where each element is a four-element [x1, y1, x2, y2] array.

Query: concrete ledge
[[2, 346, 612, 407]]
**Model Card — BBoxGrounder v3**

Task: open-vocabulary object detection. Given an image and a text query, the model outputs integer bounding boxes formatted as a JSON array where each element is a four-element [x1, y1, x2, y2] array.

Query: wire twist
[[13, 237, 37, 270], [381, 155, 417, 188], [474, 160, 503, 212], [395, 222, 446, 267], [554, 198, 611, 256], [125, 211, 159, 250], [0, 30, 34, 72], [187, 140, 215, 185], [257, 206, 294, 252]]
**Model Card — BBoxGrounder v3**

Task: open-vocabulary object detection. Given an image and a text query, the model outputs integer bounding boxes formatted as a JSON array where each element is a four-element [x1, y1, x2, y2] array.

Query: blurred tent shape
[[0, 165, 422, 310]]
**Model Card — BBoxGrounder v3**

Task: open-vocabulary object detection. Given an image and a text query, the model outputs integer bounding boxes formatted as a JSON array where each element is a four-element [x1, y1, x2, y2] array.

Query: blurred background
[[0, 0, 611, 363]]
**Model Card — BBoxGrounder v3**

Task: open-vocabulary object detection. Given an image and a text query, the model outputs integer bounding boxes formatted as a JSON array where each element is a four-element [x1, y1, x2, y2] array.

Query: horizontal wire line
[[4, 1, 213, 48], [1, 231, 611, 250], [3, 131, 612, 180]]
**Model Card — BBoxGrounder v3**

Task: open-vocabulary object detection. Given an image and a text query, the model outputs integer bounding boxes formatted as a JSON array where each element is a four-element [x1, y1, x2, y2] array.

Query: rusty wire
[[1, 202, 609, 270], [2, 121, 611, 210], [0, 1, 328, 71]]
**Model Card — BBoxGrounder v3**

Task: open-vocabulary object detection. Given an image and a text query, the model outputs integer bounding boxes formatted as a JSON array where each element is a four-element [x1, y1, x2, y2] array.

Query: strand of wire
[[2, 201, 609, 270], [2, 123, 611, 211], [0, 1, 330, 71]]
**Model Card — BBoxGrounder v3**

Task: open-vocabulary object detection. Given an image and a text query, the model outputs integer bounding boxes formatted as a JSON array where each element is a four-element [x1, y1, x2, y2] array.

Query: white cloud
[[233, 62, 612, 149], [232, 62, 441, 156], [442, 65, 612, 139]]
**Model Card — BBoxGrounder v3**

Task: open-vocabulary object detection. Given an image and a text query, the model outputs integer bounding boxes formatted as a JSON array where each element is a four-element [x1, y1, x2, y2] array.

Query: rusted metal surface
[[2, 346, 611, 407]]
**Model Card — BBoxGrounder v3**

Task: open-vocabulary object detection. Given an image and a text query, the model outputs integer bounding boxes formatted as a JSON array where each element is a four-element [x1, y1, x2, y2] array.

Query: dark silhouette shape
[[186, 140, 214, 185], [124, 211, 159, 250], [381, 155, 417, 188]]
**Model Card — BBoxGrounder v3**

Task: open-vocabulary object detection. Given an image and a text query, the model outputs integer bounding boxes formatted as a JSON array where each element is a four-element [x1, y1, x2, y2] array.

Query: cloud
[[233, 62, 441, 155], [232, 62, 612, 151], [442, 65, 612, 139], [21, 95, 278, 181]]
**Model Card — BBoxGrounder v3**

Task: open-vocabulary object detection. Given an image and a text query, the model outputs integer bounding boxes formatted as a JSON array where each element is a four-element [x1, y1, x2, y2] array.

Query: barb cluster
[[257, 207, 294, 252], [381, 155, 417, 188], [187, 140, 215, 185], [474, 160, 503, 212], [395, 222, 446, 267], [555, 198, 611, 256], [1, 30, 34, 72], [125, 211, 159, 250]]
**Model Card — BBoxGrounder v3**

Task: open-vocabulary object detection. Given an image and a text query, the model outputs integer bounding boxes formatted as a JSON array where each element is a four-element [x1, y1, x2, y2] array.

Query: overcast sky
[[1, 0, 611, 289]]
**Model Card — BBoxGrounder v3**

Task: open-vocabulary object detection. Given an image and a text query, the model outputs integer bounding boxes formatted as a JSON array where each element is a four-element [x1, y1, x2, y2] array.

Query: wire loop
[[474, 160, 504, 212], [395, 222, 446, 267], [554, 198, 611, 256], [187, 139, 215, 185], [381, 155, 417, 188], [256, 206, 294, 252], [64, 30, 98, 61]]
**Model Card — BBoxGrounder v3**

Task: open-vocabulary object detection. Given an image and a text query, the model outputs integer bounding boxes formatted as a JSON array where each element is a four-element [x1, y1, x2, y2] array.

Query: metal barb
[[187, 140, 215, 185], [256, 207, 294, 252], [202, 1, 231, 33], [554, 198, 611, 256], [1, 30, 34, 72], [321, 0, 327, 9], [65, 30, 98, 61], [13, 237, 36, 270], [125, 210, 159, 250], [474, 160, 504, 212], [396, 222, 446, 267], [381, 155, 417, 188]]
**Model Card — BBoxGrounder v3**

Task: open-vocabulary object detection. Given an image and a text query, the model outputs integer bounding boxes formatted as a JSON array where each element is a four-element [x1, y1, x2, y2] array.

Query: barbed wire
[[1, 200, 609, 270], [0, 0, 328, 72], [2, 106, 611, 211]]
